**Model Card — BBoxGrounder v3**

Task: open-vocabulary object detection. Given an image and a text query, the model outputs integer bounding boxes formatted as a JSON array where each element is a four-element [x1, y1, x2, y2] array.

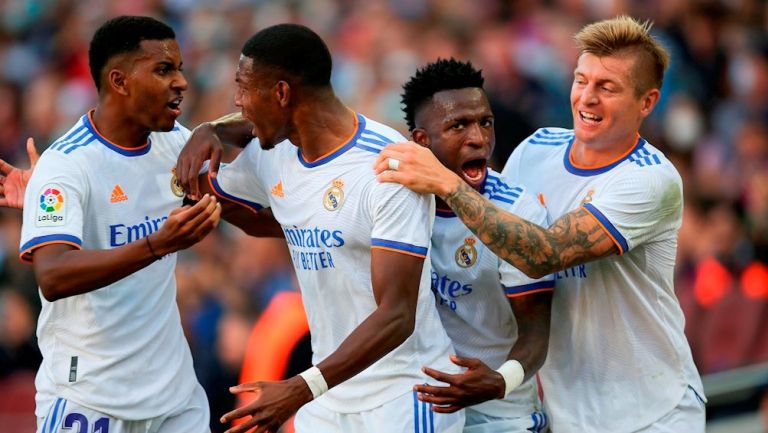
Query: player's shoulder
[[45, 114, 97, 158], [621, 138, 682, 185], [482, 169, 527, 209], [521, 127, 574, 148], [353, 114, 407, 156]]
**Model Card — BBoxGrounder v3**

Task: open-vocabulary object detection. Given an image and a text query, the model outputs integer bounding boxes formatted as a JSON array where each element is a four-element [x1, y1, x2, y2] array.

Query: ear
[[275, 81, 291, 108], [411, 128, 431, 149], [107, 69, 129, 96], [639, 88, 660, 118]]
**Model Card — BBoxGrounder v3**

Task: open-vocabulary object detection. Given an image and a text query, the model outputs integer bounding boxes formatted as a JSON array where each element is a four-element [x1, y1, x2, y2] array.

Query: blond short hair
[[575, 16, 670, 96]]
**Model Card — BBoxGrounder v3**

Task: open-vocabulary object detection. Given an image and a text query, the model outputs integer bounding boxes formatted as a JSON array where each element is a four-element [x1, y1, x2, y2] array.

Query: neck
[[289, 93, 356, 162], [91, 100, 151, 148], [570, 132, 638, 167]]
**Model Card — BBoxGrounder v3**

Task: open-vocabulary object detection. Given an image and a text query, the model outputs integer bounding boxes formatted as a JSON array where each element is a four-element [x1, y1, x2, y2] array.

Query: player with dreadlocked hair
[[403, 58, 553, 433]]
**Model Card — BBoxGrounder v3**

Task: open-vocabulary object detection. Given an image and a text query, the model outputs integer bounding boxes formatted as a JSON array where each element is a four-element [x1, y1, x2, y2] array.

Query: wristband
[[145, 236, 162, 261], [496, 360, 525, 397], [298, 366, 328, 399]]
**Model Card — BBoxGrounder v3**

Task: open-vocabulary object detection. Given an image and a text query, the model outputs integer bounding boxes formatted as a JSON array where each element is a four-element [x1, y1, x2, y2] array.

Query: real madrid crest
[[455, 237, 478, 268], [170, 167, 184, 197], [323, 179, 345, 211], [581, 189, 595, 205]]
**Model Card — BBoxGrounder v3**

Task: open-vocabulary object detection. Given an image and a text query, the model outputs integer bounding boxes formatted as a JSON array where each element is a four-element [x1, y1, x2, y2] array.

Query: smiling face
[[121, 39, 187, 132], [571, 52, 658, 150], [234, 55, 290, 150], [413, 87, 494, 191]]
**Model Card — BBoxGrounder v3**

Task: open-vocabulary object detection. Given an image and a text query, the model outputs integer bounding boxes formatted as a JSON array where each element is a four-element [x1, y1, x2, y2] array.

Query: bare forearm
[[442, 182, 614, 278], [208, 112, 254, 148], [316, 306, 414, 389], [34, 242, 158, 301]]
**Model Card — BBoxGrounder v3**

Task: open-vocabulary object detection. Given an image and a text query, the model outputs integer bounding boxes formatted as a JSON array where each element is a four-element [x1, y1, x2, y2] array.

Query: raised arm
[[30, 195, 221, 301], [176, 112, 254, 199], [375, 142, 617, 278], [220, 249, 424, 433]]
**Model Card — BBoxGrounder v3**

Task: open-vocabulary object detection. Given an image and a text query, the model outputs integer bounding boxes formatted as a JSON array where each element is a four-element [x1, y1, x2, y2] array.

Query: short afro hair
[[241, 24, 332, 88], [89, 16, 176, 91], [401, 58, 485, 131]]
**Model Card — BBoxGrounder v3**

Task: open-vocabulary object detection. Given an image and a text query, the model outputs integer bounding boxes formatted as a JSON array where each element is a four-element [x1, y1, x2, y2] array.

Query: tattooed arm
[[374, 142, 617, 279], [444, 183, 616, 278]]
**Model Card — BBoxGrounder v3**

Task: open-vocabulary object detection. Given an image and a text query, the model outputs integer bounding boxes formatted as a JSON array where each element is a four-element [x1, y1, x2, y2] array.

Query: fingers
[[223, 416, 259, 433], [26, 137, 40, 167], [187, 160, 201, 201], [450, 354, 482, 369], [422, 366, 457, 384], [372, 147, 407, 175], [430, 404, 462, 414], [209, 147, 222, 178], [186, 195, 219, 228]]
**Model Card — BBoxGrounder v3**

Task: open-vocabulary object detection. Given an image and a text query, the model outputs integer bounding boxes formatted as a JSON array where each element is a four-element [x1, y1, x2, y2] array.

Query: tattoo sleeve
[[444, 183, 618, 278]]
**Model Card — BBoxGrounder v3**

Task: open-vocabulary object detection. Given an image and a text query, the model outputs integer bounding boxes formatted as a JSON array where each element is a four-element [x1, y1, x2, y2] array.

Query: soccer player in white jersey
[[176, 24, 462, 433], [398, 59, 552, 433], [12, 17, 223, 433], [374, 16, 705, 433]]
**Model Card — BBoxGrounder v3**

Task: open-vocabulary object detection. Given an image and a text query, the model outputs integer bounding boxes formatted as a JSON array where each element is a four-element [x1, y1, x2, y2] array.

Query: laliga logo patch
[[37, 184, 65, 227], [323, 179, 345, 211], [170, 167, 184, 197], [581, 189, 595, 205], [455, 237, 478, 268]]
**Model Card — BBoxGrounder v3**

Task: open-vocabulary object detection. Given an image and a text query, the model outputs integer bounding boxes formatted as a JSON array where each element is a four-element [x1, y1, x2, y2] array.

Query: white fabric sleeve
[[498, 190, 555, 297], [210, 138, 271, 212], [582, 168, 683, 254], [369, 182, 432, 258], [19, 153, 86, 263]]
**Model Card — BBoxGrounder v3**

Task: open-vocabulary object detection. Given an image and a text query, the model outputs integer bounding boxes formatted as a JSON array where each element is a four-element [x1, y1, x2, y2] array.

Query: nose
[[173, 71, 189, 92], [234, 89, 243, 108], [464, 123, 488, 149], [580, 83, 599, 106]]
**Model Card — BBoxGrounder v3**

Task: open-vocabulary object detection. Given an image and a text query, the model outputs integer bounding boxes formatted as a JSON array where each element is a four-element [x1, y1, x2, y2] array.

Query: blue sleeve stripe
[[362, 129, 396, 143], [358, 136, 390, 147], [489, 195, 517, 205], [503, 280, 555, 295], [371, 238, 428, 256], [540, 128, 574, 136], [62, 134, 95, 154], [52, 126, 88, 150], [583, 203, 629, 254], [209, 177, 264, 212], [20, 234, 82, 255], [355, 143, 383, 154]]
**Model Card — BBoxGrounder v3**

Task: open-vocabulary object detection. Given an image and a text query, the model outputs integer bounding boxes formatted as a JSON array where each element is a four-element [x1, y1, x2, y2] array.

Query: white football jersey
[[213, 113, 457, 413], [19, 111, 199, 420], [502, 128, 704, 432], [430, 168, 553, 418]]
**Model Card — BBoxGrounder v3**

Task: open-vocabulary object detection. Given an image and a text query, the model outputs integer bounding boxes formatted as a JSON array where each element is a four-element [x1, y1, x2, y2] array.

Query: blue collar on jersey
[[563, 135, 646, 176], [297, 113, 366, 168], [83, 111, 152, 157]]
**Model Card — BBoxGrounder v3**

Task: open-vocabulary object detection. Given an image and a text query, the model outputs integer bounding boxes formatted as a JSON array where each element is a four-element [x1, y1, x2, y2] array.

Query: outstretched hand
[[413, 354, 506, 413], [0, 137, 40, 209]]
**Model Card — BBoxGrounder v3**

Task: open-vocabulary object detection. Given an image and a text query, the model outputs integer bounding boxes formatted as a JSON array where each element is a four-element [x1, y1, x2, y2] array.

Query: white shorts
[[36, 383, 210, 433], [464, 407, 548, 433], [294, 391, 465, 433], [634, 385, 706, 433]]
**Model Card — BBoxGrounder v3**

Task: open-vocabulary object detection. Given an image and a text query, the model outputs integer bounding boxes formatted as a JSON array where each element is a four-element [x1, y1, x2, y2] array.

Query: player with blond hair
[[374, 16, 706, 432]]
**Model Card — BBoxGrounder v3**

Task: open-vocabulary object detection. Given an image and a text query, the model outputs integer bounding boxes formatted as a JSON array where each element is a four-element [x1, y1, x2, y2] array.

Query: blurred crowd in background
[[0, 0, 767, 431]]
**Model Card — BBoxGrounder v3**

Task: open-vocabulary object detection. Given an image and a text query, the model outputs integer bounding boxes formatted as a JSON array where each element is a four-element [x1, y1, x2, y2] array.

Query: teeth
[[580, 111, 601, 121]]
